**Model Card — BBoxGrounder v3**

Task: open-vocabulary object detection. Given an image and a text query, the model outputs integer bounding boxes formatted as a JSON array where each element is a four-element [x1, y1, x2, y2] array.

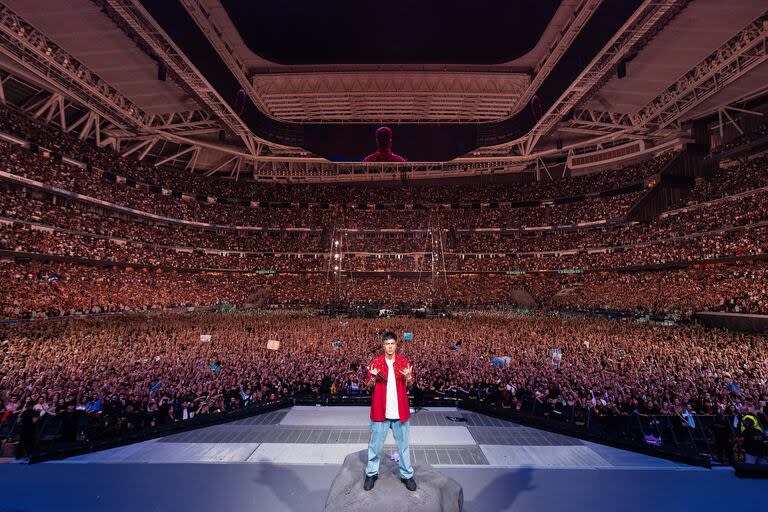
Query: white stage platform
[[54, 406, 693, 470]]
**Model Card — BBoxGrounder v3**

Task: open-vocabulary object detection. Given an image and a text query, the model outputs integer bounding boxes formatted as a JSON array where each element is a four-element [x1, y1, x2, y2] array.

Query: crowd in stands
[[1, 311, 765, 460], [2, 259, 767, 320], [0, 195, 325, 253], [0, 102, 670, 204], [550, 266, 768, 317], [0, 104, 766, 322], [682, 155, 768, 205], [0, 102, 763, 275], [2, 220, 765, 274], [2, 181, 766, 264], [2, 105, 768, 465], [711, 119, 768, 155], [0, 261, 263, 319], [0, 139, 643, 229]]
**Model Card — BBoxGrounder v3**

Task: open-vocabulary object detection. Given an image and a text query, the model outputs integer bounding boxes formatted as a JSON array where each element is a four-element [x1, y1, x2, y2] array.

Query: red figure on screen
[[363, 126, 406, 162]]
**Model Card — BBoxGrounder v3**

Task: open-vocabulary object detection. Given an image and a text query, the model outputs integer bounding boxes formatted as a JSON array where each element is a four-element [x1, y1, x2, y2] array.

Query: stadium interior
[[0, 1, 768, 511]]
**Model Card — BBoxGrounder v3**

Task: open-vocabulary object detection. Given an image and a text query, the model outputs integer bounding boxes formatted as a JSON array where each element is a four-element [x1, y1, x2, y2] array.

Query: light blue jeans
[[365, 418, 414, 479]]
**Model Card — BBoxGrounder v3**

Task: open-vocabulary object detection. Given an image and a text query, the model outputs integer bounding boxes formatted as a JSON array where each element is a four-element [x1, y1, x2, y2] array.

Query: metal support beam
[[0, 3, 150, 131], [79, 112, 99, 140], [65, 110, 91, 133], [478, 0, 689, 154], [94, 115, 102, 146], [33, 93, 59, 120], [537, 158, 553, 181], [205, 155, 238, 177], [635, 13, 768, 131], [56, 96, 67, 131], [185, 146, 201, 172], [154, 145, 197, 167], [102, 0, 295, 154], [510, 0, 604, 115], [229, 157, 243, 181], [138, 137, 159, 161], [36, 94, 68, 131], [122, 137, 155, 158], [22, 94, 50, 113], [719, 108, 744, 136], [724, 105, 764, 117]]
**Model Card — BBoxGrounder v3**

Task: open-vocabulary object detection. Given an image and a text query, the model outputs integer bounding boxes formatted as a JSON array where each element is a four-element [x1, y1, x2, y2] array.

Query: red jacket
[[368, 353, 413, 422]]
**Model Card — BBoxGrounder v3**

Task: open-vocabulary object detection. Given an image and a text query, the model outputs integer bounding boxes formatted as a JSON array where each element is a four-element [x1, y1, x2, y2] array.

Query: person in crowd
[[16, 401, 39, 460], [740, 417, 767, 464]]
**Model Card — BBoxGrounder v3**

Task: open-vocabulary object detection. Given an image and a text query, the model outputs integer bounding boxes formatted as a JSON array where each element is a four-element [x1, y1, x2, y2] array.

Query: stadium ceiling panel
[[678, 60, 768, 122], [2, 0, 197, 116], [583, 0, 767, 115], [570, 8, 768, 135], [249, 72, 530, 123]]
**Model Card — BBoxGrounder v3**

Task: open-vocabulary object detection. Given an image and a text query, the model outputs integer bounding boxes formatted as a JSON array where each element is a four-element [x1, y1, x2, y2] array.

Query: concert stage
[[0, 406, 762, 511]]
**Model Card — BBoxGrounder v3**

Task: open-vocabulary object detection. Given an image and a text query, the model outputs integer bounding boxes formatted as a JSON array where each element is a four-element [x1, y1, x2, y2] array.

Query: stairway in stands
[[626, 145, 712, 222]]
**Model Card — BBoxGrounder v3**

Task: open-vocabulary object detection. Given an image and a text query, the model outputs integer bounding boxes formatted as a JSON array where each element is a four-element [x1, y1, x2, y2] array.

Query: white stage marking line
[[246, 443, 368, 464]]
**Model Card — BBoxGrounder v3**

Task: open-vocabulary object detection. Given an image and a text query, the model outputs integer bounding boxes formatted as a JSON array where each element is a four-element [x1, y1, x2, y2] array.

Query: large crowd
[[0, 102, 765, 278], [711, 119, 768, 156], [2, 102, 768, 466], [0, 139, 645, 229], [0, 103, 669, 204], [0, 105, 767, 317], [2, 259, 767, 320], [1, 220, 766, 275], [550, 266, 768, 317], [0, 261, 265, 319], [0, 312, 765, 460]]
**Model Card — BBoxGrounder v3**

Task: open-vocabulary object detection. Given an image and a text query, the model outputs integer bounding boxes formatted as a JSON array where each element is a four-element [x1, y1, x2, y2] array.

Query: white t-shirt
[[385, 357, 399, 419]]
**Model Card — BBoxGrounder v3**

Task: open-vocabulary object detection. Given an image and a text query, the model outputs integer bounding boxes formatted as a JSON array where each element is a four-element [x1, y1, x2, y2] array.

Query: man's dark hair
[[382, 331, 397, 343]]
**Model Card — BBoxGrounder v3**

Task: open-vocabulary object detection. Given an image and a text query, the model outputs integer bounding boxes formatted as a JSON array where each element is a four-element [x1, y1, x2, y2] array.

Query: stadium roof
[[0, 0, 766, 181]]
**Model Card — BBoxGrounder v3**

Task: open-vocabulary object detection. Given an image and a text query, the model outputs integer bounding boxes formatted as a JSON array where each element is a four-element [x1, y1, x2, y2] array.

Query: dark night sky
[[220, 0, 561, 65]]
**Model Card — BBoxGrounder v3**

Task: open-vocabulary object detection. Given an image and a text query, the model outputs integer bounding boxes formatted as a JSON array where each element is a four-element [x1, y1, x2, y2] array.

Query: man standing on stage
[[363, 331, 417, 491]]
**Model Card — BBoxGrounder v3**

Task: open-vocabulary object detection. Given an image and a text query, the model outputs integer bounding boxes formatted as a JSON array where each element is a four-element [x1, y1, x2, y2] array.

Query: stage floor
[[0, 406, 762, 511]]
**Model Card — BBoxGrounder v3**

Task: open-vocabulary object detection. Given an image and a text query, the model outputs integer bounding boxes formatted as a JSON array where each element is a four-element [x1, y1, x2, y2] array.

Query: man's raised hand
[[400, 365, 413, 379], [368, 366, 380, 376]]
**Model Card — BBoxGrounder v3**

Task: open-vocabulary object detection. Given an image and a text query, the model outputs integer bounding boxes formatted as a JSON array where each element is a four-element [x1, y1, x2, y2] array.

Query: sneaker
[[363, 474, 378, 491], [401, 477, 417, 491]]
